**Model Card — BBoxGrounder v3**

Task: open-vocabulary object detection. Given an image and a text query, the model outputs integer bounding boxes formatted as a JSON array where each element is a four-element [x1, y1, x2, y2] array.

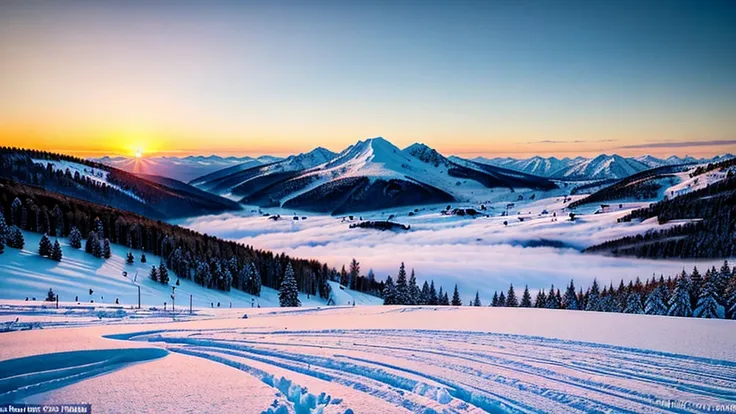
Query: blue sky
[[0, 0, 734, 157]]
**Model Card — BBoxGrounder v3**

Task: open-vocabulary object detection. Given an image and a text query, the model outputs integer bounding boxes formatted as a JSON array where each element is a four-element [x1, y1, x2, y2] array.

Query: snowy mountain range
[[473, 153, 733, 180], [191, 137, 556, 213], [93, 155, 282, 183]]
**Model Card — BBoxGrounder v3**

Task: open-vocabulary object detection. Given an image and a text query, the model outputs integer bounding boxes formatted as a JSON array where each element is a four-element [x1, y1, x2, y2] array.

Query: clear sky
[[0, 0, 734, 158]]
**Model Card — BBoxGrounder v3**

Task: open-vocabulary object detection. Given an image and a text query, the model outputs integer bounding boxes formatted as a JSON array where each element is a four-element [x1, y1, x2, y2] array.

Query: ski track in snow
[[101, 327, 736, 413]]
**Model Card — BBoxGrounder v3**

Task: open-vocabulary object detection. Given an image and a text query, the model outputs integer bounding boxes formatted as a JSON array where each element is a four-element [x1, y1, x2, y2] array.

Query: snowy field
[[1, 305, 734, 413], [178, 194, 723, 300]]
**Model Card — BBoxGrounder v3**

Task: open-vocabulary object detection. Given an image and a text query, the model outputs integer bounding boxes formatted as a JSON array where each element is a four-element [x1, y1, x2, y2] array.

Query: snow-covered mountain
[[93, 155, 278, 182], [474, 154, 733, 180], [194, 137, 557, 213], [190, 147, 337, 199]]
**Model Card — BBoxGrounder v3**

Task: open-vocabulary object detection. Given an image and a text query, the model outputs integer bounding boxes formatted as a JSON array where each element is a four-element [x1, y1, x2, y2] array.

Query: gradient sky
[[1, 0, 734, 158]]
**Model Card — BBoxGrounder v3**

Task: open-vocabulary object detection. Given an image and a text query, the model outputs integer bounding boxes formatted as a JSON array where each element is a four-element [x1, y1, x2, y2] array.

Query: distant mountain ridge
[[191, 137, 557, 214], [473, 153, 733, 180]]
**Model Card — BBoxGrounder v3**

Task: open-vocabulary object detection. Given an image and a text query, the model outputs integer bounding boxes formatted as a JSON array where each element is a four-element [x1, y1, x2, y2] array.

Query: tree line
[[0, 178, 385, 304]]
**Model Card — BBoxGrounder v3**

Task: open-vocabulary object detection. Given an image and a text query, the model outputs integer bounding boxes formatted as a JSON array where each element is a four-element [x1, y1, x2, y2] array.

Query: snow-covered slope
[[32, 159, 145, 203], [94, 155, 272, 182], [0, 231, 376, 309], [472, 155, 578, 177], [190, 147, 336, 199], [555, 154, 649, 180]]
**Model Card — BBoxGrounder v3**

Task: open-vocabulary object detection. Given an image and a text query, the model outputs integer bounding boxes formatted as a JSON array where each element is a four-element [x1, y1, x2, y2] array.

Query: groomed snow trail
[[111, 327, 736, 414]]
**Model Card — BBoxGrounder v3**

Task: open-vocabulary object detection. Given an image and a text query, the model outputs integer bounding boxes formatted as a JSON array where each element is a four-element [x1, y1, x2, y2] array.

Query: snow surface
[[0, 231, 381, 309], [1, 305, 734, 413]]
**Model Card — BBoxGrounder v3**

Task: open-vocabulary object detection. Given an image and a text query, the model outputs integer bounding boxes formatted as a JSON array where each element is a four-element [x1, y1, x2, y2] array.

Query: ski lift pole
[[137, 285, 141, 309], [189, 294, 193, 314], [171, 286, 176, 313]]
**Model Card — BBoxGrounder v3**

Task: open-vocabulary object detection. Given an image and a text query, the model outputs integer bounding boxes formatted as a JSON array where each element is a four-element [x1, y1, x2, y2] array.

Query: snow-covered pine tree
[[279, 263, 300, 307], [150, 265, 159, 282], [382, 276, 397, 305], [158, 261, 170, 284], [408, 270, 420, 305], [693, 277, 725, 319], [716, 260, 731, 298], [473, 291, 481, 306], [38, 234, 52, 257], [0, 213, 8, 245], [668, 276, 692, 317], [725, 270, 736, 319], [623, 292, 643, 314], [563, 280, 579, 310], [451, 284, 462, 306], [102, 238, 111, 259], [250, 262, 262, 296], [126, 252, 135, 264], [94, 217, 104, 241], [51, 240, 62, 261], [644, 285, 668, 315], [395, 263, 409, 305], [520, 286, 532, 307], [6, 226, 24, 249], [585, 279, 601, 311], [68, 227, 82, 249], [545, 285, 559, 309], [534, 290, 546, 308], [506, 284, 518, 307]]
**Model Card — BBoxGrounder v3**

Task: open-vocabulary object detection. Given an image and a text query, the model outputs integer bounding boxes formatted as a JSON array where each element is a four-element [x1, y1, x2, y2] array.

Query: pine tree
[[0, 213, 7, 245], [395, 263, 409, 305], [440, 291, 450, 306], [126, 252, 135, 264], [725, 273, 736, 320], [506, 284, 518, 307], [150, 265, 159, 282], [491, 291, 499, 307], [6, 226, 24, 249], [0, 239, 4, 255], [38, 234, 52, 257], [437, 287, 444, 306], [644, 285, 668, 315], [563, 280, 579, 310], [429, 281, 438, 305], [279, 263, 301, 307], [693, 278, 725, 319], [348, 258, 360, 290], [382, 276, 397, 305], [46, 288, 56, 302], [497, 291, 506, 307], [408, 270, 420, 305], [716, 260, 731, 298], [68, 227, 82, 249], [623, 292, 643, 314], [585, 279, 601, 311], [250, 262, 262, 296], [534, 290, 546, 308], [420, 281, 430, 305], [51, 240, 62, 261], [103, 238, 111, 259], [141, 252, 147, 263], [545, 284, 559, 309], [451, 284, 462, 306], [473, 291, 481, 306], [520, 285, 532, 307], [158, 262, 170, 284], [668, 276, 692, 317], [689, 266, 702, 309]]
